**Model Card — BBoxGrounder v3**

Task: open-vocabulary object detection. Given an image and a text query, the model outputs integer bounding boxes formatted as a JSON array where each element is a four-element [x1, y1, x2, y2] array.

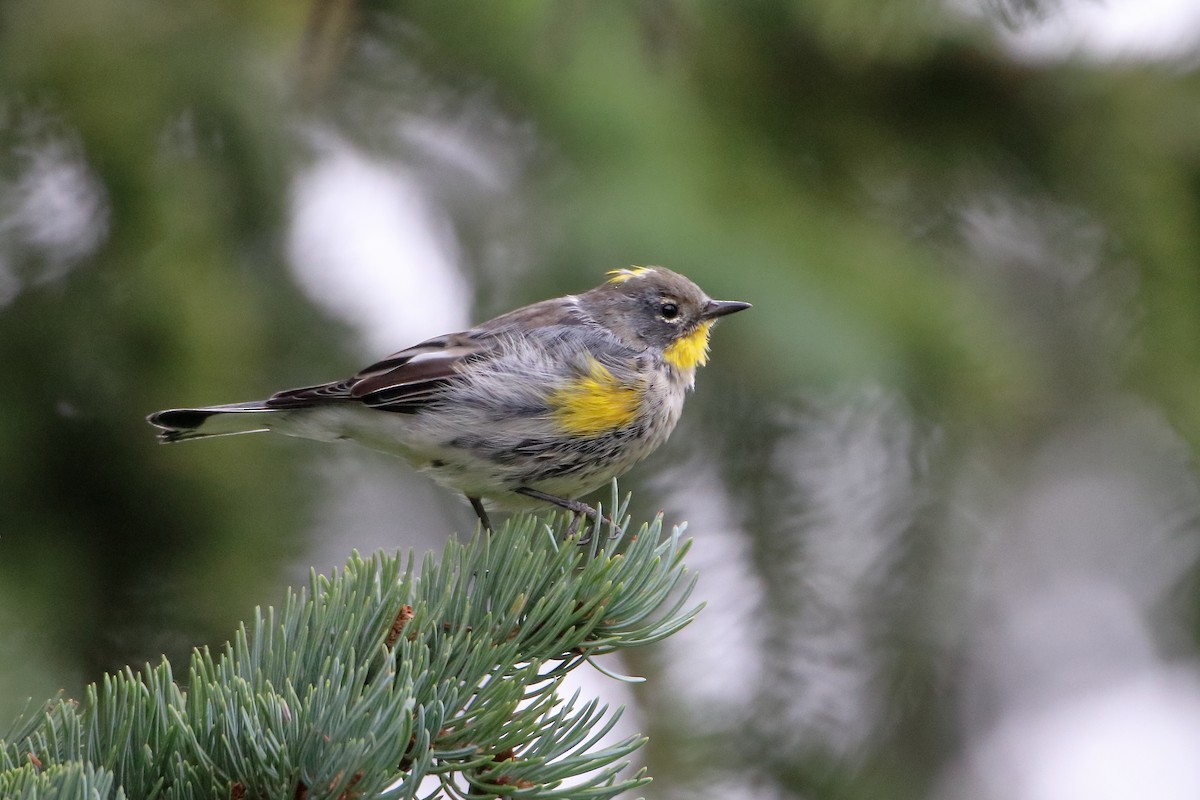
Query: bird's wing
[[265, 296, 591, 413], [265, 331, 491, 413]]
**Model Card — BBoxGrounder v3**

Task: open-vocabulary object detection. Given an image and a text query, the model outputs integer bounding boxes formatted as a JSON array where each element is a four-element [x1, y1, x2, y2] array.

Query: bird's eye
[[659, 302, 680, 321]]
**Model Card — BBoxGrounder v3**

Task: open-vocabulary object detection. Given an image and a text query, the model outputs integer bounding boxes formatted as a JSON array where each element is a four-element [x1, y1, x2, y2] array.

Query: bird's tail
[[147, 402, 276, 443]]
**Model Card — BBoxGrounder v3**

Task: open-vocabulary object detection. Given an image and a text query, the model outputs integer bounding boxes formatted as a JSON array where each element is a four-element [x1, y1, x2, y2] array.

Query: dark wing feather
[[263, 297, 586, 414], [265, 378, 357, 409], [350, 332, 489, 412], [264, 332, 491, 414]]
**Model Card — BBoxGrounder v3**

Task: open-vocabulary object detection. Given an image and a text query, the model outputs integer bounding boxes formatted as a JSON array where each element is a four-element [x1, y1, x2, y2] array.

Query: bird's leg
[[565, 512, 585, 539], [515, 487, 617, 538], [467, 495, 494, 533]]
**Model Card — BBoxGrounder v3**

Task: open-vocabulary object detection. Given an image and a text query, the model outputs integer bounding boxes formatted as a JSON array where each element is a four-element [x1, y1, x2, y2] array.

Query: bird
[[147, 266, 750, 533]]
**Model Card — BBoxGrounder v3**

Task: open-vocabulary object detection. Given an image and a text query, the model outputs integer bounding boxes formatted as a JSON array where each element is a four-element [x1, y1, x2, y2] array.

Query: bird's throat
[[663, 322, 713, 371]]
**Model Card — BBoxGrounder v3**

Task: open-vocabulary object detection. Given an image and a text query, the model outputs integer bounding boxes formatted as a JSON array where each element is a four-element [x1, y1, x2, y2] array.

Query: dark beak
[[703, 299, 752, 320]]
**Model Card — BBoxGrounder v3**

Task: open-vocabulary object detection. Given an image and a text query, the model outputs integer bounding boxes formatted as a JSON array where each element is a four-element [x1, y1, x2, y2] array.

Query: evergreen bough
[[1, 493, 700, 799]]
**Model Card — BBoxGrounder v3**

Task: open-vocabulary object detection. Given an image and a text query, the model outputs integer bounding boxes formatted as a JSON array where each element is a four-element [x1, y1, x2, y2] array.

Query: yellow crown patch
[[606, 266, 655, 285]]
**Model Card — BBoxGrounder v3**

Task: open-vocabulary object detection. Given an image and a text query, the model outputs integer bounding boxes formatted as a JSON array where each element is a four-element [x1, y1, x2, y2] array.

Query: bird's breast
[[547, 357, 645, 437]]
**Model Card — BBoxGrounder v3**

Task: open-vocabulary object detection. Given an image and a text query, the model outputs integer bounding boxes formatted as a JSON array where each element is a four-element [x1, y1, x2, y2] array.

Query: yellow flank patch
[[663, 321, 713, 370], [550, 358, 643, 436], [606, 266, 654, 284]]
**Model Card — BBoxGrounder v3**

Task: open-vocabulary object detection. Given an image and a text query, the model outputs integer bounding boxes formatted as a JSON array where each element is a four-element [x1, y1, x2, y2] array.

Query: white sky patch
[[8, 138, 108, 263], [947, 665, 1200, 800], [0, 127, 109, 305], [654, 464, 765, 729], [936, 402, 1200, 800], [288, 137, 471, 355], [396, 665, 642, 799], [957, 0, 1200, 61], [556, 658, 644, 782], [398, 117, 511, 193], [767, 391, 926, 757]]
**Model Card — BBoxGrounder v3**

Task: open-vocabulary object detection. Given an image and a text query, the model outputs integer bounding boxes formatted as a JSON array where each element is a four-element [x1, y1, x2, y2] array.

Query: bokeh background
[[5, 1, 1200, 797]]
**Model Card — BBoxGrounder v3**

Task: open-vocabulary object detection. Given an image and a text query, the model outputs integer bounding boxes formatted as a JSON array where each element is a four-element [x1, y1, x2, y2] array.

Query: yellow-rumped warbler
[[148, 266, 749, 531]]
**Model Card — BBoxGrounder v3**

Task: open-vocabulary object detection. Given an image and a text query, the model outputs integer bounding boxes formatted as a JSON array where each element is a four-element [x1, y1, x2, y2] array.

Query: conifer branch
[[2, 495, 701, 799]]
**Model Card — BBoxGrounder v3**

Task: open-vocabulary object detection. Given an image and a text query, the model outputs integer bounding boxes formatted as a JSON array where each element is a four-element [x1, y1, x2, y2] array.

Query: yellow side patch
[[606, 266, 654, 284], [663, 321, 713, 371], [550, 358, 643, 436]]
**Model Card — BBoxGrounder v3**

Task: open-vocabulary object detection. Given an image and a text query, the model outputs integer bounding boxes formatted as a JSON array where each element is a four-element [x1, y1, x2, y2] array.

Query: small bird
[[148, 267, 750, 532]]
